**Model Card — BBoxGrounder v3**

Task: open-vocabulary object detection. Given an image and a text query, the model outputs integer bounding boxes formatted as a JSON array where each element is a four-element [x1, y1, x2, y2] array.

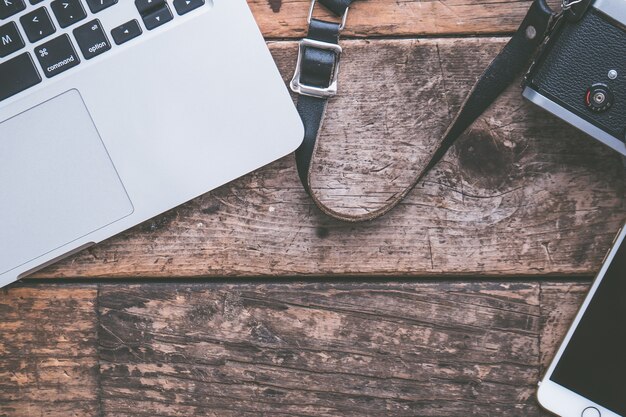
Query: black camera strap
[[291, 0, 557, 222]]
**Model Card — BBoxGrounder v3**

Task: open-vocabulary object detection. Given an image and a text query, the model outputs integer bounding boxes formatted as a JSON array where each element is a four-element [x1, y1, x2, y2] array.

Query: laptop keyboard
[[0, 0, 206, 102]]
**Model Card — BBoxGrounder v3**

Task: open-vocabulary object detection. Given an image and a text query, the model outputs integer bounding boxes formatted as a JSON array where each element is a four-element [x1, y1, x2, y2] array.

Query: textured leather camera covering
[[529, 9, 626, 140]]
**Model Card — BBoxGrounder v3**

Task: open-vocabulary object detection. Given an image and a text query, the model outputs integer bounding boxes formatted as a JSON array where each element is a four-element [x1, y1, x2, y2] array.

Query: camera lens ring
[[585, 83, 614, 113]]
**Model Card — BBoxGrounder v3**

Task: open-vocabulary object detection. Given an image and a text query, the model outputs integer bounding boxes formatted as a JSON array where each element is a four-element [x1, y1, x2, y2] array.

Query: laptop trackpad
[[0, 90, 133, 275]]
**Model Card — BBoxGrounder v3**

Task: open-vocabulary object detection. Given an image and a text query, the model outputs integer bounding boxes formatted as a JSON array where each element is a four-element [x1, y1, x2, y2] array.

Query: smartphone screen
[[550, 237, 626, 415]]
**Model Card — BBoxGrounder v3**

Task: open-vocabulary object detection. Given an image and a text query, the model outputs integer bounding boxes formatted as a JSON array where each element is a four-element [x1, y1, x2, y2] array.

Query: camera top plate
[[593, 0, 626, 27]]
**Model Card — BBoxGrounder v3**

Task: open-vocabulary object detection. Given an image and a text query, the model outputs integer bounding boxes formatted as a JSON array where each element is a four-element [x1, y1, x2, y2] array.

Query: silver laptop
[[0, 0, 304, 287]]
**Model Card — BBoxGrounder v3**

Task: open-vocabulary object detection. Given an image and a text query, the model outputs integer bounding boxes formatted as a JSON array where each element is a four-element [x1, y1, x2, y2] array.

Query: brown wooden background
[[1, 0, 625, 415]]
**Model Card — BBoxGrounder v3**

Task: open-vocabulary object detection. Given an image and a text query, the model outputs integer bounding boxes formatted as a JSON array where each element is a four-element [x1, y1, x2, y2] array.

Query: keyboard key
[[73, 19, 110, 59], [173, 0, 204, 15], [20, 7, 56, 43], [0, 21, 24, 57], [135, 0, 164, 15], [29, 0, 44, 4], [0, 53, 41, 102], [0, 0, 25, 20], [111, 19, 141, 45], [85, 0, 117, 14], [50, 0, 86, 28], [35, 34, 80, 78], [142, 3, 172, 30]]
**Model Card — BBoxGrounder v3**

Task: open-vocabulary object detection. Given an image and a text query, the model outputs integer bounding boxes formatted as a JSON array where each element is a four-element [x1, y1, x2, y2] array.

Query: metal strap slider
[[290, 38, 342, 98]]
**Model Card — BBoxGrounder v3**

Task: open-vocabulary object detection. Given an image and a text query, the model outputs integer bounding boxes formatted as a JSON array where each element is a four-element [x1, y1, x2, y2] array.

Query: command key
[[35, 34, 81, 78]]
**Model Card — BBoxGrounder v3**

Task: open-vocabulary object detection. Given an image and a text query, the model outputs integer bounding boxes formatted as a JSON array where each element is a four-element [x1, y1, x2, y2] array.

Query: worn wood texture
[[539, 282, 588, 371], [0, 281, 588, 416], [248, 0, 560, 38], [30, 38, 625, 279], [0, 286, 99, 417]]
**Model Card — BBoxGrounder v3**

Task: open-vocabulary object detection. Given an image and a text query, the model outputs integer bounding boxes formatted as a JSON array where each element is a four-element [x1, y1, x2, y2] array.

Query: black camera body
[[523, 0, 626, 155]]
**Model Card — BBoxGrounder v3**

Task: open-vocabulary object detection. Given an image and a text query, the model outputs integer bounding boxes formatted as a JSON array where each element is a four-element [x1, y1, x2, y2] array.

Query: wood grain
[[248, 0, 561, 38], [97, 282, 543, 416], [539, 282, 588, 371], [0, 286, 99, 417], [29, 38, 626, 280], [1, 281, 591, 417]]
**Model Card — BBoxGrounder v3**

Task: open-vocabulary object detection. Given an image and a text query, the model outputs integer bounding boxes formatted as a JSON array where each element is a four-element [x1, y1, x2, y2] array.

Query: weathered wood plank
[[249, 0, 560, 38], [539, 282, 588, 371], [0, 286, 99, 417], [0, 281, 591, 416], [98, 282, 544, 416], [28, 38, 625, 279]]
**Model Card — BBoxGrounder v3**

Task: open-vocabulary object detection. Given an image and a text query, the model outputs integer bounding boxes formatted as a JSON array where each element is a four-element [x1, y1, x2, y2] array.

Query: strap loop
[[318, 0, 352, 18], [292, 0, 557, 222], [309, 0, 349, 29]]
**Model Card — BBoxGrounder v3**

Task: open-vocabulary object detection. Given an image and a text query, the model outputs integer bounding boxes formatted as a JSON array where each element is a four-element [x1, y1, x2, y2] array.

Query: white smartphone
[[538, 223, 626, 417]]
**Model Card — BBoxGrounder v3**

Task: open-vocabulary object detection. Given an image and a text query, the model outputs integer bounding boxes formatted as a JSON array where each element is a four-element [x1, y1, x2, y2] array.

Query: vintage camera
[[523, 0, 626, 155]]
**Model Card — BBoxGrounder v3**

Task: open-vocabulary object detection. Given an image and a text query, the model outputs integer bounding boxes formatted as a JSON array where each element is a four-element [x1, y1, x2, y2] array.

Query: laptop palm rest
[[0, 90, 133, 275]]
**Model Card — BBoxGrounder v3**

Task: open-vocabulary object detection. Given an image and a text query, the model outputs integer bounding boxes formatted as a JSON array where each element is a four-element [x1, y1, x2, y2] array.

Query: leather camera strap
[[291, 0, 557, 222]]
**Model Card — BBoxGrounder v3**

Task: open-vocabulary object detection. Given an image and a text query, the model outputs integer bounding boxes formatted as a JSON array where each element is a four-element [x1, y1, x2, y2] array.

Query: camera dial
[[585, 83, 614, 113]]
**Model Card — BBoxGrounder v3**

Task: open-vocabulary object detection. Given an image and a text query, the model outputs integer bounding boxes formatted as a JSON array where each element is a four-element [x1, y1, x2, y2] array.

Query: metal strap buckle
[[290, 38, 343, 98], [290, 0, 349, 98]]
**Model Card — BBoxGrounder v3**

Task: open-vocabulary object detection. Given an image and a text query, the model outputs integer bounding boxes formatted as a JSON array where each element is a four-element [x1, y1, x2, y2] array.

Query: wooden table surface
[[1, 0, 625, 415]]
